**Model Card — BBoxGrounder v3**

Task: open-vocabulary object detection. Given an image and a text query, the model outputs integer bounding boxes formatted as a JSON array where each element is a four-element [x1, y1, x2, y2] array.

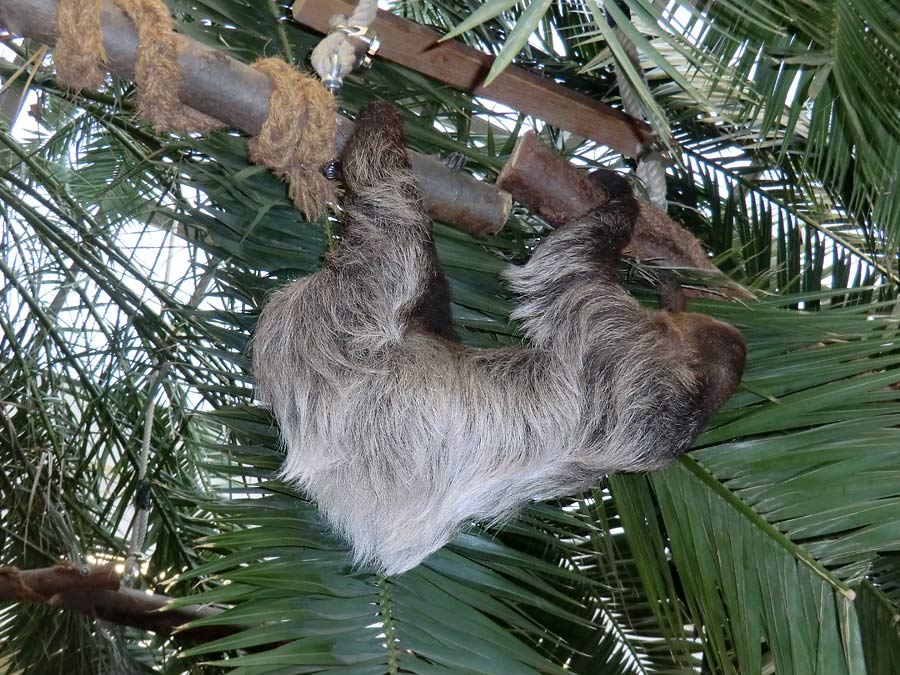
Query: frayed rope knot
[[55, 0, 106, 89], [53, 0, 336, 218], [248, 58, 336, 219]]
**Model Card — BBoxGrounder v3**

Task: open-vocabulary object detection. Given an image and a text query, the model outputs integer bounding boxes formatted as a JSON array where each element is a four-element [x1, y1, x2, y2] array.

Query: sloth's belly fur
[[257, 296, 696, 574]]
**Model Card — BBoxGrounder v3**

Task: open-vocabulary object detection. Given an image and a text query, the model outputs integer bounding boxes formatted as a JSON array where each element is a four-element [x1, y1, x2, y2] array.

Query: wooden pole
[[495, 132, 607, 224], [0, 0, 752, 291], [0, 0, 512, 237]]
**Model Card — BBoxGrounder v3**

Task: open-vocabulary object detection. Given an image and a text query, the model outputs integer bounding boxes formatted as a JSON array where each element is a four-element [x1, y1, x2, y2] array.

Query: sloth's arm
[[503, 170, 644, 352], [503, 169, 746, 462]]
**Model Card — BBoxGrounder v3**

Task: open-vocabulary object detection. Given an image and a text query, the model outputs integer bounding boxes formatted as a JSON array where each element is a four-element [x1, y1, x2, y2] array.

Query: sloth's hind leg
[[340, 102, 413, 200], [330, 103, 456, 347]]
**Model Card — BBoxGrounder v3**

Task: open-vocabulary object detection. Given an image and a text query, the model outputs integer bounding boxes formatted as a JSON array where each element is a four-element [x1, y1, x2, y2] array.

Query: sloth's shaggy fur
[[253, 103, 746, 575]]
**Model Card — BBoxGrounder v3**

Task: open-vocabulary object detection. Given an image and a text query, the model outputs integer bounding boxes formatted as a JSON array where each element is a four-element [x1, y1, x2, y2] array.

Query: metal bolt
[[321, 160, 341, 180], [324, 53, 343, 96]]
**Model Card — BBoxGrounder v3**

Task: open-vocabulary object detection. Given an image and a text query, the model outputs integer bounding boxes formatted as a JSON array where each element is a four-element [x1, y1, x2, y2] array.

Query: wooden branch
[[0, 564, 238, 643], [0, 563, 118, 601], [292, 0, 654, 158], [56, 587, 236, 643], [0, 0, 754, 289], [0, 0, 511, 236], [496, 132, 607, 223], [498, 132, 756, 302]]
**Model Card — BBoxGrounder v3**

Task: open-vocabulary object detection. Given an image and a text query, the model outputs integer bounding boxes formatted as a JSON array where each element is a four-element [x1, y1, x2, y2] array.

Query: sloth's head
[[676, 312, 747, 427]]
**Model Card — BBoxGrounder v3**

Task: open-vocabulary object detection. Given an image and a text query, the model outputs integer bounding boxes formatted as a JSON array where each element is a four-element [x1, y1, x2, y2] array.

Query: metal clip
[[321, 25, 381, 95], [321, 159, 342, 180], [323, 52, 344, 95], [332, 24, 381, 70]]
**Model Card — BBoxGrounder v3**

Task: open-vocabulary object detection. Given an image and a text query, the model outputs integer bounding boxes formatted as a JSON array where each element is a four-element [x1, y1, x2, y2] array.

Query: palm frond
[[1, 1, 899, 673]]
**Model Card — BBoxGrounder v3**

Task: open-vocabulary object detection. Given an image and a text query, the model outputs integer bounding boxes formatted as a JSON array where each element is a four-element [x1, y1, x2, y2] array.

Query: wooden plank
[[292, 0, 653, 158]]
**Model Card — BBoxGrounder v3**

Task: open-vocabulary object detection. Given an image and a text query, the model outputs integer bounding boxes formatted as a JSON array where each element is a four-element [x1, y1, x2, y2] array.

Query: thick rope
[[635, 149, 667, 211], [122, 364, 167, 586], [55, 0, 107, 89], [113, 0, 222, 132], [248, 58, 336, 218], [613, 26, 642, 123], [54, 0, 336, 218], [610, 21, 669, 211], [310, 0, 378, 85]]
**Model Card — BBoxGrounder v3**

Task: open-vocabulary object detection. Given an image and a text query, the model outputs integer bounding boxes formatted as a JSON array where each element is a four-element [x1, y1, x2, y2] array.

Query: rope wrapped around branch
[[54, 0, 335, 218], [608, 4, 668, 211], [248, 58, 335, 217]]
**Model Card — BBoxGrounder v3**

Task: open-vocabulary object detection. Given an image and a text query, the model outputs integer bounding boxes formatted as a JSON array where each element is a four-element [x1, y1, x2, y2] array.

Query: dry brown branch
[[0, 563, 238, 643], [0, 563, 118, 601], [498, 132, 756, 302]]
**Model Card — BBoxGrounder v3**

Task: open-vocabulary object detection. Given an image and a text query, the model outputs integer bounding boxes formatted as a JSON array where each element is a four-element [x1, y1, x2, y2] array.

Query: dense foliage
[[0, 1, 898, 673]]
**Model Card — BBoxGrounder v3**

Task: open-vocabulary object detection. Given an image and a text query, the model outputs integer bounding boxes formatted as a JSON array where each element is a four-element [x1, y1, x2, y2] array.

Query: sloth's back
[[256, 276, 698, 573]]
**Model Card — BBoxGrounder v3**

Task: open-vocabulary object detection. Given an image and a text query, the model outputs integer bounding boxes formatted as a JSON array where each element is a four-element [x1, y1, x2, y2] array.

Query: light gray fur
[[253, 105, 744, 575]]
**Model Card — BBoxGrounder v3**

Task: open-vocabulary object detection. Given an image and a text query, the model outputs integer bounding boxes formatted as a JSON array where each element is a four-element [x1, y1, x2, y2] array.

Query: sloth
[[253, 102, 746, 575]]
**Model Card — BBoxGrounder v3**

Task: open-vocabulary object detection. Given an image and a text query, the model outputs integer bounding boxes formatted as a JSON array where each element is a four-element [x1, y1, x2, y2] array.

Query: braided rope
[[113, 0, 222, 132], [310, 0, 378, 87], [55, 0, 106, 89], [611, 21, 669, 211], [54, 0, 336, 218], [249, 58, 336, 218], [613, 25, 642, 122]]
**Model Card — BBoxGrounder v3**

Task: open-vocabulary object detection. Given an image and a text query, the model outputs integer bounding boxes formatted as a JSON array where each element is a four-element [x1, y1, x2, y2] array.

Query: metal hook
[[322, 25, 382, 95], [332, 25, 381, 69]]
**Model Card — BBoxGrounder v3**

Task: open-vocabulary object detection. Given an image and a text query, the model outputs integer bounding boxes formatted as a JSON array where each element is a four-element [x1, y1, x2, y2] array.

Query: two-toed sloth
[[253, 102, 746, 575]]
